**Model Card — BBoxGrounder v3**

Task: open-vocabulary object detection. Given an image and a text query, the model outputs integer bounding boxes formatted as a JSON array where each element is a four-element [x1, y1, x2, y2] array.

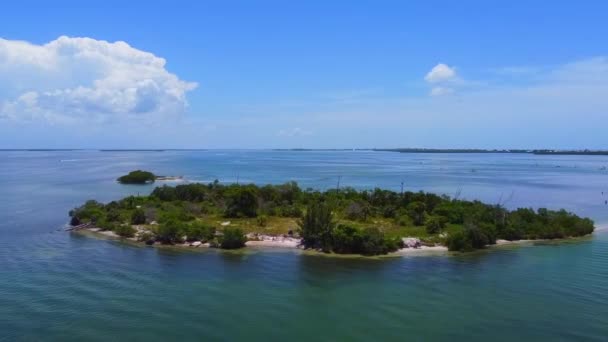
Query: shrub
[[224, 185, 258, 218], [278, 204, 303, 218], [157, 205, 194, 223], [156, 219, 184, 244], [220, 227, 246, 249], [407, 201, 426, 226], [426, 216, 447, 234], [298, 202, 334, 251], [96, 218, 117, 231], [395, 215, 413, 227], [434, 202, 465, 224], [131, 208, 146, 225], [382, 206, 397, 218], [107, 209, 122, 222], [138, 231, 155, 243], [331, 225, 400, 255], [446, 224, 494, 252], [151, 185, 177, 201], [360, 227, 392, 255], [185, 223, 216, 242], [114, 225, 136, 238], [69, 200, 106, 224], [446, 230, 470, 252], [70, 216, 81, 226], [344, 201, 372, 221], [332, 225, 363, 254], [257, 215, 268, 227]]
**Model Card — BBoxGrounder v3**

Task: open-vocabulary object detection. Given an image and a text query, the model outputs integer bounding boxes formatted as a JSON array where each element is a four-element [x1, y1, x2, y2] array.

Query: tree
[[407, 201, 426, 226], [220, 227, 246, 249], [344, 201, 372, 221], [107, 209, 122, 222], [131, 208, 146, 225], [114, 225, 136, 238], [446, 224, 494, 252], [360, 227, 391, 255], [446, 230, 470, 252], [224, 185, 258, 218], [69, 200, 106, 224], [70, 216, 81, 226], [151, 185, 177, 201], [426, 216, 446, 234], [256, 215, 268, 227], [185, 223, 216, 242], [332, 225, 363, 254], [156, 219, 184, 244], [298, 202, 334, 251]]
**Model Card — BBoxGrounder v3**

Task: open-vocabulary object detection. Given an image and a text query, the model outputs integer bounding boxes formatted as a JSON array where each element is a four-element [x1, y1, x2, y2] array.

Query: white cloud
[[424, 63, 456, 83], [430, 87, 454, 96], [424, 63, 458, 96], [0, 36, 197, 123], [277, 127, 312, 137]]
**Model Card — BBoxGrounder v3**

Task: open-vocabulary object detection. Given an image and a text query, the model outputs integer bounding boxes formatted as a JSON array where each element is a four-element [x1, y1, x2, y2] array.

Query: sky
[[1, 0, 607, 149]]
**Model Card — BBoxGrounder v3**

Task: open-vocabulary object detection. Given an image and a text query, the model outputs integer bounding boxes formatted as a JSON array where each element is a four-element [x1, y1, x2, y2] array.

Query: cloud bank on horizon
[[0, 36, 197, 123]]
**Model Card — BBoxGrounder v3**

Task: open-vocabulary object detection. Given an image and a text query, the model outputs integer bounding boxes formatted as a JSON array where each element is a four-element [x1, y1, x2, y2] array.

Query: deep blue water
[[1, 150, 607, 341]]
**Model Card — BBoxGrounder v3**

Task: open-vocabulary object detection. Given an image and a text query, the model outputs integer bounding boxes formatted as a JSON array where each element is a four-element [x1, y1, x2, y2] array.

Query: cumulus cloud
[[424, 63, 458, 96], [0, 36, 197, 123], [429, 87, 454, 96], [277, 127, 312, 137], [424, 63, 456, 83]]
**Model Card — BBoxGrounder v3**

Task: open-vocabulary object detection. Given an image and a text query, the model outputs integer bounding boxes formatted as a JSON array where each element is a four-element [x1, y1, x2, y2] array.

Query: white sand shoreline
[[78, 227, 449, 256], [75, 226, 600, 257], [393, 245, 449, 255]]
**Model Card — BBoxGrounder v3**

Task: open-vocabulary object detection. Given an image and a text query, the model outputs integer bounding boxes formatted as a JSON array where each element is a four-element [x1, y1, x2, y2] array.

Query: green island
[[116, 170, 183, 184], [117, 170, 157, 184], [69, 181, 595, 256]]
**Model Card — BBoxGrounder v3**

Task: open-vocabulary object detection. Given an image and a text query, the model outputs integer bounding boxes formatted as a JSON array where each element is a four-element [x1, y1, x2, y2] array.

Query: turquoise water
[[1, 150, 608, 341]]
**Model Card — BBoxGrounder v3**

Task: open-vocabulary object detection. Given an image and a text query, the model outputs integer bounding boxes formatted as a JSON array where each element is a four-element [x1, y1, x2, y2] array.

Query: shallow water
[[1, 150, 608, 341]]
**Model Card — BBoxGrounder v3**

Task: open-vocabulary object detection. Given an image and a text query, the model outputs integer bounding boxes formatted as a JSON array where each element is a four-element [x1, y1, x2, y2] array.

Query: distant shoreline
[[274, 148, 608, 155], [374, 148, 608, 155], [2, 148, 608, 156]]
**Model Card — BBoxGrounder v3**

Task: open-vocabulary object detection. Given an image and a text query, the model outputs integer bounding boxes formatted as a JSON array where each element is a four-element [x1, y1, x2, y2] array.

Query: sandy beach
[[78, 225, 602, 256], [393, 245, 449, 255], [79, 227, 452, 255], [245, 239, 301, 248], [495, 239, 537, 245]]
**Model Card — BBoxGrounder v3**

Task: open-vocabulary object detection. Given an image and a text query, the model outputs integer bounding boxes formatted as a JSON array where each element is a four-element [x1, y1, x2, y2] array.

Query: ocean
[[1, 150, 607, 341]]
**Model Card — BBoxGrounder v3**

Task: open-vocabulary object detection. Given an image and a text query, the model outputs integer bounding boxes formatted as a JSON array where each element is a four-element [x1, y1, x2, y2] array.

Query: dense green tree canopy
[[117, 170, 156, 184], [220, 228, 246, 249], [70, 181, 595, 255]]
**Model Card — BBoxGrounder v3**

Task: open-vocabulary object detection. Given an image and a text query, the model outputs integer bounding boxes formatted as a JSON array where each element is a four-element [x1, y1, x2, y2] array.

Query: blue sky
[[1, 0, 607, 148]]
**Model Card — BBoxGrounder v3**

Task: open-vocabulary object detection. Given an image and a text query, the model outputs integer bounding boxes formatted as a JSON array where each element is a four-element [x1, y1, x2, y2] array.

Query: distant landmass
[[100, 149, 166, 152], [274, 148, 608, 155], [374, 148, 529, 154], [377, 149, 608, 155], [1, 148, 607, 155]]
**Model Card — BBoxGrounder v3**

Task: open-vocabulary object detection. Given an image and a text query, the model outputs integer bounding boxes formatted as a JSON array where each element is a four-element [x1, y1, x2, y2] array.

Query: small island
[[69, 181, 595, 256], [117, 170, 156, 184], [117, 170, 184, 184]]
